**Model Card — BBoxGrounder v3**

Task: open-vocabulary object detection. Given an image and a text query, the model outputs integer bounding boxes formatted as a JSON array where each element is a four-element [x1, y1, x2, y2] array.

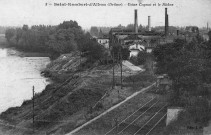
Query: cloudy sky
[[0, 0, 211, 29]]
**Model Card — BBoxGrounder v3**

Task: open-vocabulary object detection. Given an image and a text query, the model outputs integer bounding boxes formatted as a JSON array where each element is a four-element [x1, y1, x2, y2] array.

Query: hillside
[[0, 52, 156, 135]]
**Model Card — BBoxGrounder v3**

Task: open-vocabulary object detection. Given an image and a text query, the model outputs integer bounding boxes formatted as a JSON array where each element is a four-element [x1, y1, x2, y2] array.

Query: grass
[[0, 52, 158, 135], [123, 71, 156, 83], [74, 92, 156, 135]]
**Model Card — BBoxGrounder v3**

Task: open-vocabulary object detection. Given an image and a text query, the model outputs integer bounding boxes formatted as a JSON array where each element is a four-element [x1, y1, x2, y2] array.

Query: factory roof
[[110, 28, 163, 36]]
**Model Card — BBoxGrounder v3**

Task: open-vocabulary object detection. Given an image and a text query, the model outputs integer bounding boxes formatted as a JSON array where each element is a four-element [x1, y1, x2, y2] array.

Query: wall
[[166, 107, 184, 126]]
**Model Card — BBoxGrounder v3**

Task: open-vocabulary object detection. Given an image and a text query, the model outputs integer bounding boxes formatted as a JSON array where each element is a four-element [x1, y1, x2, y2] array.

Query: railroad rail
[[105, 98, 167, 135]]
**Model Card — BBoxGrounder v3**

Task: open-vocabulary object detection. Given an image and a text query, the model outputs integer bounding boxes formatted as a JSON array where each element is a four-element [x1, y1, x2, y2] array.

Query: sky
[[0, 0, 211, 29]]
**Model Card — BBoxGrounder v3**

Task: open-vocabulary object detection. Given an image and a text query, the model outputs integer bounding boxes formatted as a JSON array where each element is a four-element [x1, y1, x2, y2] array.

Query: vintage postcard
[[0, 0, 211, 134]]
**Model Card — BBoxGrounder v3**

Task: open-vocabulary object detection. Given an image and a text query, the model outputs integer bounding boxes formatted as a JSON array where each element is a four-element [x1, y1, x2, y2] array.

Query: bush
[[129, 56, 138, 65]]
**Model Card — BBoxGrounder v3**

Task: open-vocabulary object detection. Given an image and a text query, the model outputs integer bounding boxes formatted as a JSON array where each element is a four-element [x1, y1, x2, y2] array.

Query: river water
[[0, 48, 50, 113]]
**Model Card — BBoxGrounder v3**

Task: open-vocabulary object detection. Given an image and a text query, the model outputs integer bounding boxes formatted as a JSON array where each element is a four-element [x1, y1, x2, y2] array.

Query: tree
[[22, 24, 29, 31], [138, 24, 143, 29], [5, 28, 15, 42], [122, 48, 130, 60], [153, 39, 185, 74], [90, 26, 99, 37], [153, 37, 211, 126], [153, 39, 206, 99], [4, 20, 106, 62], [208, 31, 211, 43], [47, 28, 78, 53], [117, 24, 125, 29], [126, 24, 134, 30], [137, 51, 148, 65], [57, 21, 81, 30], [16, 28, 23, 44]]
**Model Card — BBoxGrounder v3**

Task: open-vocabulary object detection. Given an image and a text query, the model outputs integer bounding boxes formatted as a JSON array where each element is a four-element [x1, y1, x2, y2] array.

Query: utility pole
[[117, 51, 120, 100], [80, 52, 81, 78], [112, 51, 115, 89], [120, 49, 123, 89], [32, 86, 35, 133]]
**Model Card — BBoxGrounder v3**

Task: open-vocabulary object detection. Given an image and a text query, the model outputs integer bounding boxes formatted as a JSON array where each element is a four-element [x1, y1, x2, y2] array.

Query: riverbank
[[8, 48, 51, 57], [0, 47, 50, 112], [0, 51, 157, 135], [0, 35, 51, 58]]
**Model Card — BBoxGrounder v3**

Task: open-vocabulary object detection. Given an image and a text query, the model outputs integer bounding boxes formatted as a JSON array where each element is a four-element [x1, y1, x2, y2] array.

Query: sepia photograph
[[0, 0, 211, 134]]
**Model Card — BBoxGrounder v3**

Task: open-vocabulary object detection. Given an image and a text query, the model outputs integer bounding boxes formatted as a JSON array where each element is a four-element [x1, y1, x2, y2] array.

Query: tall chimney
[[177, 30, 179, 36], [165, 8, 169, 36], [167, 14, 169, 30], [207, 22, 209, 31], [148, 16, 151, 31], [134, 9, 138, 33]]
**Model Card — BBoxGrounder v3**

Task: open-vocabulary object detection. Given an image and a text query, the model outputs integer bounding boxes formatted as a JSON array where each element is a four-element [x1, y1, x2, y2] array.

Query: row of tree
[[90, 26, 111, 37], [5, 21, 105, 61], [0, 26, 15, 34], [153, 33, 211, 126]]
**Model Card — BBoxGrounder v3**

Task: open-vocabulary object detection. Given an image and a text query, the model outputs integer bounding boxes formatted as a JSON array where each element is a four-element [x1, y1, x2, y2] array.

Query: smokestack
[[167, 14, 169, 29], [207, 22, 209, 31], [177, 30, 179, 36], [148, 16, 151, 31], [165, 8, 169, 36], [134, 9, 138, 33]]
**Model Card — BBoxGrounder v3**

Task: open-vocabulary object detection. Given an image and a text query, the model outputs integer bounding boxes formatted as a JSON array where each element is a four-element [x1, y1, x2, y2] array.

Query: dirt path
[[122, 60, 144, 71], [65, 82, 156, 135]]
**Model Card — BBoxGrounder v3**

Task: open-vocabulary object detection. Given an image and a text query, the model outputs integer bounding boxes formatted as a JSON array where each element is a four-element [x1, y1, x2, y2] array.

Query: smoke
[[137, 0, 144, 3]]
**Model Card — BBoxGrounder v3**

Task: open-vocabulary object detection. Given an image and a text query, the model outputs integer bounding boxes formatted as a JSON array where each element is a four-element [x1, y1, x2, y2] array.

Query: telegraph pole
[[117, 51, 120, 99], [112, 51, 115, 89], [32, 86, 35, 133], [120, 49, 123, 89], [80, 51, 81, 78]]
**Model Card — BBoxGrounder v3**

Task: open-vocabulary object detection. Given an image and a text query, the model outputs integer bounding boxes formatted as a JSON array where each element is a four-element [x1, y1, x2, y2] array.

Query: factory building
[[108, 7, 204, 58], [95, 29, 110, 49], [109, 8, 170, 57]]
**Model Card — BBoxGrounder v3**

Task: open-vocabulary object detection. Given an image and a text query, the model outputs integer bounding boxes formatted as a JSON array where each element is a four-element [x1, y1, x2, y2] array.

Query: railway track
[[105, 98, 167, 135]]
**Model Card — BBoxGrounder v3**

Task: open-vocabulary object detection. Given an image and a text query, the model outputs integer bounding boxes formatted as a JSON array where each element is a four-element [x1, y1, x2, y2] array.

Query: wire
[[145, 113, 167, 135], [104, 97, 155, 135], [133, 104, 167, 135], [118, 100, 159, 134]]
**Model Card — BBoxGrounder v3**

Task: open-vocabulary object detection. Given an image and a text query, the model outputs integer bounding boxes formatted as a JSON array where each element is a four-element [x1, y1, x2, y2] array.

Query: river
[[0, 48, 50, 113]]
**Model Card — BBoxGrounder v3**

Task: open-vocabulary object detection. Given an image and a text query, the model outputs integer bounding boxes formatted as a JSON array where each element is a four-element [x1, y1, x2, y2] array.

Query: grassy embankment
[[0, 51, 156, 135]]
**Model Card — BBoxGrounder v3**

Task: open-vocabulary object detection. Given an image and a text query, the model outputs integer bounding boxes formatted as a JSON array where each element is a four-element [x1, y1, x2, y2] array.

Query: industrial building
[[109, 8, 171, 56], [96, 29, 109, 49]]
